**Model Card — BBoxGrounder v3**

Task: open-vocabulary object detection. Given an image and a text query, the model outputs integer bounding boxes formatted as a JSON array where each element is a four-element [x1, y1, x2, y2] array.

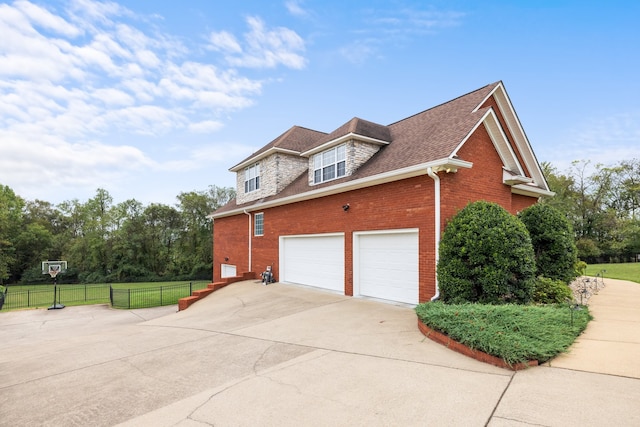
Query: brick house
[[210, 81, 552, 305]]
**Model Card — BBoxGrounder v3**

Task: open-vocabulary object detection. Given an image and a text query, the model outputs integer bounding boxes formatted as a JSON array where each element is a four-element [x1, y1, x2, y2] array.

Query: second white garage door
[[279, 233, 344, 292], [354, 229, 419, 305]]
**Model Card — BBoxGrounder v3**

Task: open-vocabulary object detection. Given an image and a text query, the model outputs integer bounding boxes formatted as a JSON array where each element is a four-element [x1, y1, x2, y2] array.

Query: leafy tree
[[438, 201, 536, 304], [0, 185, 24, 283], [519, 203, 578, 283], [174, 186, 235, 278]]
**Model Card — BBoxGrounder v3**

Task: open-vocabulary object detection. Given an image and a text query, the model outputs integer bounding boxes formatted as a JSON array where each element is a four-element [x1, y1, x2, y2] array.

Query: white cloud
[[207, 16, 306, 69], [0, 1, 307, 203], [0, 129, 153, 194], [336, 6, 465, 63], [339, 39, 380, 64], [208, 30, 242, 53], [14, 0, 82, 37], [285, 0, 309, 18], [370, 8, 465, 34], [188, 120, 224, 134], [542, 111, 640, 171]]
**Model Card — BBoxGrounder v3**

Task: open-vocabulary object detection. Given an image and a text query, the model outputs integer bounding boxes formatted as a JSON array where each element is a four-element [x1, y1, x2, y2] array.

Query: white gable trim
[[230, 147, 301, 172], [450, 109, 525, 177], [483, 83, 550, 192], [300, 133, 390, 157]]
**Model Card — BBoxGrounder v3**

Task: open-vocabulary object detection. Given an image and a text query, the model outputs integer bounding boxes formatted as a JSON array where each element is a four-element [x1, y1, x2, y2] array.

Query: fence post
[[128, 289, 131, 309], [190, 281, 192, 296], [109, 285, 113, 306]]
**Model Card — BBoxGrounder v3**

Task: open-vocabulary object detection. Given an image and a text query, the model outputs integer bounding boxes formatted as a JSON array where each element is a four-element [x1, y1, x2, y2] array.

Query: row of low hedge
[[415, 302, 592, 365]]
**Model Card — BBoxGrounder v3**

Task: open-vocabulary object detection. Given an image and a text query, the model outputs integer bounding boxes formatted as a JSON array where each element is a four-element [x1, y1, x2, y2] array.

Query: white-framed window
[[244, 163, 260, 193], [313, 144, 346, 184], [254, 212, 264, 236]]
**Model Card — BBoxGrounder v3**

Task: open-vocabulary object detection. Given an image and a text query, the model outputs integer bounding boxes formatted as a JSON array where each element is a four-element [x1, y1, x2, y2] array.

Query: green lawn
[[585, 263, 639, 283], [1, 281, 211, 311], [5, 280, 210, 292]]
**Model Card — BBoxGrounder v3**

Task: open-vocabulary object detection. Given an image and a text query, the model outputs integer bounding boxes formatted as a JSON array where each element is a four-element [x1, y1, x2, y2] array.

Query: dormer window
[[244, 163, 260, 193], [313, 144, 346, 184]]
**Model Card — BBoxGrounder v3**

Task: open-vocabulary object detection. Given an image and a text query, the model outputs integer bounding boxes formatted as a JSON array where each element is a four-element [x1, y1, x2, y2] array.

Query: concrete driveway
[[1, 279, 639, 426]]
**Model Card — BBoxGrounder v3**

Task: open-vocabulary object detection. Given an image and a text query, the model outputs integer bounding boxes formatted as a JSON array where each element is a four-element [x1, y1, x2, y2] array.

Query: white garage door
[[279, 233, 344, 292], [354, 230, 419, 305]]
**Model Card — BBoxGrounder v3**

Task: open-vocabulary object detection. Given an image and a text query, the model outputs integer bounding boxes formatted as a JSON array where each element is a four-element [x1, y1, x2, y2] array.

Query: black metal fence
[[0, 282, 194, 311], [109, 283, 193, 309], [1, 284, 111, 310]]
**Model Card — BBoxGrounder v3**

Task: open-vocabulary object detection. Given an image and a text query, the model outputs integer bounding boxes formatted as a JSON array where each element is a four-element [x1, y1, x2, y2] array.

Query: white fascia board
[[212, 158, 473, 219], [474, 81, 505, 113], [230, 147, 301, 172], [300, 133, 390, 157], [511, 184, 555, 198], [484, 111, 526, 176]]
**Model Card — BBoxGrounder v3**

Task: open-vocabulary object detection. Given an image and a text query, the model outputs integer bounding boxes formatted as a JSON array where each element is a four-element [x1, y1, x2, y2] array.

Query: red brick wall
[[213, 214, 249, 280], [215, 176, 438, 301], [511, 193, 538, 214], [213, 122, 539, 302], [440, 123, 513, 223]]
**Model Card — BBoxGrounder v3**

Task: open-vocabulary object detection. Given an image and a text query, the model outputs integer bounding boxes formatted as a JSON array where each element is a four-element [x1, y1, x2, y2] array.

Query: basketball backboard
[[42, 260, 67, 277]]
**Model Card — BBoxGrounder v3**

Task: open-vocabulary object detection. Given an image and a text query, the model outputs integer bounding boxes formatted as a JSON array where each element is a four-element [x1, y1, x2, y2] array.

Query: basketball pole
[[48, 273, 65, 310]]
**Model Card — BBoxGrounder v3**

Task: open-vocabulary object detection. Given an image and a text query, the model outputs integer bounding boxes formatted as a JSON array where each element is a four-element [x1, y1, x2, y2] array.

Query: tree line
[[542, 159, 640, 263], [0, 185, 235, 285], [1, 158, 638, 285]]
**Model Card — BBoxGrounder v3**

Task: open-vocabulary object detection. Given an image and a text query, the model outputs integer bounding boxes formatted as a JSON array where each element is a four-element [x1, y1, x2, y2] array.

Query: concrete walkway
[[548, 278, 640, 378], [0, 278, 639, 426]]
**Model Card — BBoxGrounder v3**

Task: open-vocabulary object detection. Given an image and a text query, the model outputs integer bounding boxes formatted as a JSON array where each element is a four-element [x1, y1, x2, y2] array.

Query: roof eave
[[212, 158, 473, 219], [230, 147, 301, 172], [511, 184, 555, 198], [300, 133, 390, 157]]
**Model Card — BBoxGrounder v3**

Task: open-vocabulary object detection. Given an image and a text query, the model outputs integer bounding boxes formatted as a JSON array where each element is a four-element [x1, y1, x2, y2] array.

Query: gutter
[[244, 210, 252, 272], [213, 158, 473, 220], [427, 167, 441, 301]]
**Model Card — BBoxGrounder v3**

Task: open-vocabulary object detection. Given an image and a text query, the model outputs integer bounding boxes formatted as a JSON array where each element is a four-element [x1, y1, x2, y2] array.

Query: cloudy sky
[[1, 0, 638, 205]]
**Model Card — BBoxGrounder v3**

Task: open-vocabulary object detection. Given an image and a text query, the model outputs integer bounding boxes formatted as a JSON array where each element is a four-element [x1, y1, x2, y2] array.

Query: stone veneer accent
[[307, 139, 382, 185], [236, 153, 308, 204]]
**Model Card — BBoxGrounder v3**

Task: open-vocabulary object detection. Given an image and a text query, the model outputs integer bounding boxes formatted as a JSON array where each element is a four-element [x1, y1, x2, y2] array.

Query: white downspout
[[243, 210, 252, 273], [427, 167, 441, 301]]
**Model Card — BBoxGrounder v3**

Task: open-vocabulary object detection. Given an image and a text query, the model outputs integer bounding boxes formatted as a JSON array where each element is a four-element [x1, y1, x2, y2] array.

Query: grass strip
[[415, 302, 592, 365], [585, 262, 639, 284]]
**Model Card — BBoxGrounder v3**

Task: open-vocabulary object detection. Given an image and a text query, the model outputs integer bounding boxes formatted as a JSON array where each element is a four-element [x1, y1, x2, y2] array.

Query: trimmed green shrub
[[575, 260, 587, 277], [518, 204, 578, 284], [532, 276, 572, 304], [438, 201, 536, 304]]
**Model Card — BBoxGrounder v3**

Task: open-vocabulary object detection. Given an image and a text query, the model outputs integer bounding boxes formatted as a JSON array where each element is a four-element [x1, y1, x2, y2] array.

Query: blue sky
[[1, 0, 638, 205]]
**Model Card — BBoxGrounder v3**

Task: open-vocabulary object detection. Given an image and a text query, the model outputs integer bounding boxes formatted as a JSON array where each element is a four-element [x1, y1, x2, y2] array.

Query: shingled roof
[[313, 117, 392, 147], [230, 125, 327, 171], [215, 81, 527, 215]]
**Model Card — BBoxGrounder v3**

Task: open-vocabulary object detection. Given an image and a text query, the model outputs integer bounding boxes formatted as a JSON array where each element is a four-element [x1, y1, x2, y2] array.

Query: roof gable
[[230, 126, 327, 171], [301, 117, 392, 157], [215, 81, 551, 217]]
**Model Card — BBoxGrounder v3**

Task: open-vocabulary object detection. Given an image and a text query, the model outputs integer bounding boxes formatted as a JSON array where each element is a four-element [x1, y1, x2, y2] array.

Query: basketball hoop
[[48, 265, 60, 279], [42, 261, 67, 310]]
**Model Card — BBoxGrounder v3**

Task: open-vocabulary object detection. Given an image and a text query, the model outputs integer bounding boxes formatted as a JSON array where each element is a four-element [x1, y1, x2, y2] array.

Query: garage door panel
[[281, 234, 344, 292], [355, 231, 419, 305]]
